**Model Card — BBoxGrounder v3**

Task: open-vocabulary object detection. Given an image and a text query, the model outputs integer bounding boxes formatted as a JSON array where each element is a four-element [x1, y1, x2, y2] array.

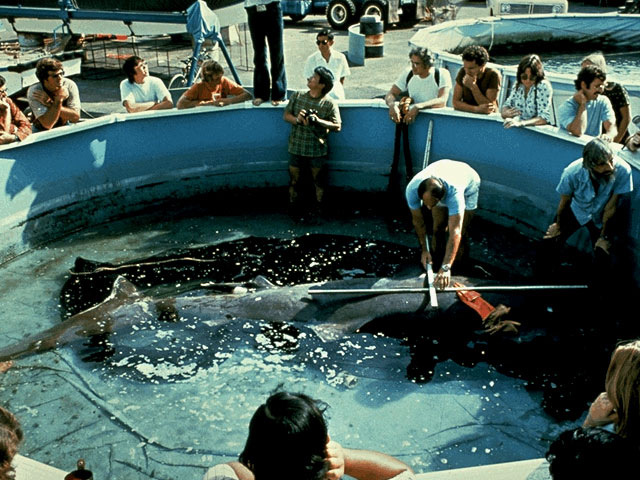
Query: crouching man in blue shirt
[[543, 137, 633, 263]]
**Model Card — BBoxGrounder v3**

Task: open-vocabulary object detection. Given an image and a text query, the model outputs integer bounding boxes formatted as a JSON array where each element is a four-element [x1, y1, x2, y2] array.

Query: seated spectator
[[0, 76, 31, 145], [27, 57, 81, 131], [501, 54, 553, 128], [452, 45, 500, 115], [202, 391, 415, 480], [557, 65, 616, 141], [177, 60, 251, 109], [385, 47, 452, 125], [584, 340, 640, 445], [120, 56, 173, 113], [303, 29, 350, 101], [581, 52, 632, 145], [0, 406, 23, 480], [546, 426, 634, 478]]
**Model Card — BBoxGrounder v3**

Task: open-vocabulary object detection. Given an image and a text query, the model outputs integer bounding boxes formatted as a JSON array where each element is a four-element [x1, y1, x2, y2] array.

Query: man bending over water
[[405, 160, 481, 289]]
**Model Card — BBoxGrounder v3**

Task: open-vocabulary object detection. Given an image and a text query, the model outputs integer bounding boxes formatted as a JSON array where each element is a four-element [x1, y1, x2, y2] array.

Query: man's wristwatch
[[441, 264, 451, 273]]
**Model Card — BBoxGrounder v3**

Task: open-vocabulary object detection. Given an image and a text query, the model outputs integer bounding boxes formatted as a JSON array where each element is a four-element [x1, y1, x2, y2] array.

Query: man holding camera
[[283, 66, 341, 214]]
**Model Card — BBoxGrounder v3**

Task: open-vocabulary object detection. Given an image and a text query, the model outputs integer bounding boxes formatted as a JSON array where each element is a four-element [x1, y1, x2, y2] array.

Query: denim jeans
[[245, 1, 287, 102]]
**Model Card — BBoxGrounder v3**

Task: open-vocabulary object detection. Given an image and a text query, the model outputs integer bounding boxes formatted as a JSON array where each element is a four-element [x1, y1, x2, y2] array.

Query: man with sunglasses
[[177, 60, 251, 109], [27, 57, 81, 131], [120, 56, 173, 113], [303, 30, 350, 100]]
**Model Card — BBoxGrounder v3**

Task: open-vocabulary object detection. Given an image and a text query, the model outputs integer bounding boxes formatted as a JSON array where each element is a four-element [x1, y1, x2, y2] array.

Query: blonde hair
[[581, 52, 607, 74], [605, 340, 640, 443]]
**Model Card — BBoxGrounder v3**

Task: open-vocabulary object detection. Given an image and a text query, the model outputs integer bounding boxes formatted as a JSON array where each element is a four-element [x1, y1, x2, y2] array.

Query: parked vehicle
[[486, 0, 567, 16], [280, 0, 422, 29]]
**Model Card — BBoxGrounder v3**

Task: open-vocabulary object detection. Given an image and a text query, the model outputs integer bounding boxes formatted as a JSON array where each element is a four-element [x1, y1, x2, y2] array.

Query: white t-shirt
[[393, 66, 452, 104], [303, 49, 351, 100], [120, 76, 171, 108]]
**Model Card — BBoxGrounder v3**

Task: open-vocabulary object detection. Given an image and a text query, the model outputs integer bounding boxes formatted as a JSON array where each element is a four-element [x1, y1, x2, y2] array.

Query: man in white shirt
[[383, 47, 452, 188], [303, 29, 351, 100], [120, 56, 173, 113], [385, 47, 452, 125]]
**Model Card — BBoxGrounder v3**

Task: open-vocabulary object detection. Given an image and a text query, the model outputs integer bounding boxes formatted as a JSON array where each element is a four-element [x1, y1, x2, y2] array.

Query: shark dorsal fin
[[110, 276, 142, 300], [251, 275, 276, 289]]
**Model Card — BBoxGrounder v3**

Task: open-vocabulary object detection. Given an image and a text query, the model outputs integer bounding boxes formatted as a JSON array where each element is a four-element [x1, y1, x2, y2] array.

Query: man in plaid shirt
[[283, 66, 341, 213]]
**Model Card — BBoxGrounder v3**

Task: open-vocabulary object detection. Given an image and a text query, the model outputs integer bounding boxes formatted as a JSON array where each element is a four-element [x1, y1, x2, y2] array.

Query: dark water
[[59, 231, 635, 421]]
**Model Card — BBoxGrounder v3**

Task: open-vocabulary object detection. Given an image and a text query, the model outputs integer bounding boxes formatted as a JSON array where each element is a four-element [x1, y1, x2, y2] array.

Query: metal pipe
[[308, 285, 588, 295]]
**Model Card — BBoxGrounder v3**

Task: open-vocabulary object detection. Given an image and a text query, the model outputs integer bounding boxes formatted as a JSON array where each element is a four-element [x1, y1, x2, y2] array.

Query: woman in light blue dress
[[501, 54, 554, 128]]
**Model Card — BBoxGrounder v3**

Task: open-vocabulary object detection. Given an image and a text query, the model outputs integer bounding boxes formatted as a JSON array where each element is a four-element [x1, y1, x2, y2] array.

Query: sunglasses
[[316, 39, 329, 45], [48, 70, 65, 78]]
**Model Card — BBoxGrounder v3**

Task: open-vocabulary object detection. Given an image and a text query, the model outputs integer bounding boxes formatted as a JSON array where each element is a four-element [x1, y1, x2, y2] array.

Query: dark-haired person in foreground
[[405, 160, 480, 289], [27, 57, 81, 131], [557, 64, 616, 141], [543, 137, 632, 260], [283, 66, 341, 214], [546, 426, 634, 478], [452, 45, 500, 115], [202, 392, 414, 480], [0, 75, 31, 145]]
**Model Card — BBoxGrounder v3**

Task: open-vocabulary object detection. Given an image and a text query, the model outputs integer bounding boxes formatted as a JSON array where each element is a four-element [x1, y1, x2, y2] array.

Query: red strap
[[454, 282, 496, 321]]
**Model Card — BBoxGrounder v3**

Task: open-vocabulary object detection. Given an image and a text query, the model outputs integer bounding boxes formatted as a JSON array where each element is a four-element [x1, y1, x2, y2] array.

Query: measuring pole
[[308, 284, 588, 295]]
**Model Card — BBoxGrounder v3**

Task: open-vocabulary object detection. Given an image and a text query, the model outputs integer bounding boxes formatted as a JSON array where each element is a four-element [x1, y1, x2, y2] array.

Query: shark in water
[[1, 270, 619, 420], [0, 273, 507, 364]]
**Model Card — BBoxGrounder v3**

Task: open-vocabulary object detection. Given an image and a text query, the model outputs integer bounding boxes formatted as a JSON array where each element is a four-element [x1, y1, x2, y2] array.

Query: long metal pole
[[308, 285, 588, 295]]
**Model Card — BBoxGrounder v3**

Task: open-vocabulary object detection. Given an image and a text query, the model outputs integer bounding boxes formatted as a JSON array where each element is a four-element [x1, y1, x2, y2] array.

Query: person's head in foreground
[[605, 339, 640, 443], [546, 426, 634, 478], [0, 406, 23, 480], [239, 392, 329, 480]]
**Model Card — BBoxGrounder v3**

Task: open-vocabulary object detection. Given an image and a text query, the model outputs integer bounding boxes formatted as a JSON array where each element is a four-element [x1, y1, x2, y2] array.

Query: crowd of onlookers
[[1, 39, 638, 147], [3, 339, 640, 479]]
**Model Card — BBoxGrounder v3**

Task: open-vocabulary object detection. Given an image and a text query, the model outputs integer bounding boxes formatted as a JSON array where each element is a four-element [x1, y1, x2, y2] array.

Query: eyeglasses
[[48, 70, 64, 78], [316, 39, 329, 45]]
